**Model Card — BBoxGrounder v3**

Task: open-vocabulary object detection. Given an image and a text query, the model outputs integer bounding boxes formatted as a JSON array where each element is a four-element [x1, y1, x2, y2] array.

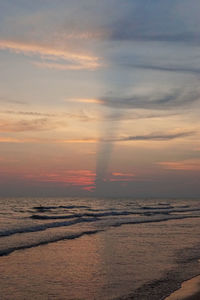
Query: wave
[[1, 213, 200, 257], [33, 205, 89, 211], [0, 217, 98, 238], [30, 206, 200, 220], [30, 210, 138, 220], [141, 206, 174, 210], [110, 215, 194, 227], [2, 205, 200, 239], [31, 214, 78, 220], [0, 229, 102, 257], [143, 211, 169, 216]]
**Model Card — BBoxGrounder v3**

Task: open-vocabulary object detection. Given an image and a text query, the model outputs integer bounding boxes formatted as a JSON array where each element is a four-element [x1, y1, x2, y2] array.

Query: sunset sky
[[0, 0, 200, 197]]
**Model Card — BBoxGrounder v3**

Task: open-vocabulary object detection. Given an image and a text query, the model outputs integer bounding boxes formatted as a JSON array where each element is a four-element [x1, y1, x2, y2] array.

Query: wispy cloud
[[99, 89, 200, 111], [110, 172, 135, 182], [0, 97, 26, 105], [0, 137, 26, 143], [0, 109, 97, 122], [69, 98, 102, 104], [0, 130, 193, 144], [158, 159, 200, 171], [33, 61, 99, 71], [113, 131, 194, 142], [0, 118, 58, 132], [60, 131, 194, 144], [63, 111, 97, 122], [61, 138, 98, 144], [0, 39, 100, 70], [127, 63, 200, 75], [110, 31, 200, 44], [69, 89, 200, 112], [106, 111, 180, 122], [0, 110, 55, 117], [0, 136, 98, 144]]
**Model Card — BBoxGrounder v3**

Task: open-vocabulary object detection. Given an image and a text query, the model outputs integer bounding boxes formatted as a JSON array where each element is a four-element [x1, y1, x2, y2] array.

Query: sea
[[1, 197, 200, 300]]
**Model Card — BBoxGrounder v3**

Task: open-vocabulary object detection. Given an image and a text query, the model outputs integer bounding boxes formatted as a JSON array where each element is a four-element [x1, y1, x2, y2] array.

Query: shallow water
[[1, 197, 200, 299]]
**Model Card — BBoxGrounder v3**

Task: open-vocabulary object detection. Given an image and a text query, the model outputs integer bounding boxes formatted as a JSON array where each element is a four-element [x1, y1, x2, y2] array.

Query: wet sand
[[165, 275, 200, 300]]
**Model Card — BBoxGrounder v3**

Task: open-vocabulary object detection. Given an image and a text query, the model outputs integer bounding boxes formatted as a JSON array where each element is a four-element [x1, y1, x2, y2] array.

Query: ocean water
[[1, 197, 200, 299]]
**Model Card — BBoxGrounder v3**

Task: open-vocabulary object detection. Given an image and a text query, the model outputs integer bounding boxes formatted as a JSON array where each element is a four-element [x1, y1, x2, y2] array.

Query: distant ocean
[[1, 197, 200, 299]]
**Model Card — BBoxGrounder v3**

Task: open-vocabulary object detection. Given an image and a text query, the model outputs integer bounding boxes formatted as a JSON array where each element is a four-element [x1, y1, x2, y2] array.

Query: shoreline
[[165, 274, 200, 300]]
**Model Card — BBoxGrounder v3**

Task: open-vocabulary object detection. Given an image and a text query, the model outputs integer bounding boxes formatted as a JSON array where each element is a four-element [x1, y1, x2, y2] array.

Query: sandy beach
[[165, 275, 200, 300]]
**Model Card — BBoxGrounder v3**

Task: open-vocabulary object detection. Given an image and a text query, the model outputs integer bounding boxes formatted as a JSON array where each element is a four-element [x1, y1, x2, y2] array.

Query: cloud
[[99, 89, 200, 111], [112, 132, 194, 142], [0, 110, 55, 117], [61, 138, 98, 144], [127, 63, 200, 75], [0, 167, 96, 191], [0, 137, 26, 143], [25, 169, 96, 190], [0, 97, 26, 105], [105, 1, 200, 45], [1, 109, 97, 122], [110, 31, 200, 44], [64, 111, 97, 122], [0, 131, 193, 144], [33, 61, 99, 71], [110, 172, 135, 182], [0, 39, 100, 70], [0, 118, 58, 132], [63, 103, 180, 122], [69, 98, 102, 104], [0, 136, 98, 144], [158, 159, 200, 171], [106, 111, 180, 122]]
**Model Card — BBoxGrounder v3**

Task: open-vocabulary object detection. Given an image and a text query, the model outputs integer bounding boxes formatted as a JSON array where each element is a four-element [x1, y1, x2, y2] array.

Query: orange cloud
[[0, 136, 98, 144], [71, 98, 102, 104], [0, 137, 26, 143], [0, 39, 100, 70], [158, 160, 200, 171], [25, 169, 96, 190], [112, 172, 134, 177], [61, 138, 98, 143], [110, 172, 135, 182], [0, 168, 96, 191]]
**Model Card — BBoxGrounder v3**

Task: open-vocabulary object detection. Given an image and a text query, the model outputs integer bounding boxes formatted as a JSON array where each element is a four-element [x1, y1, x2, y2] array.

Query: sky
[[0, 0, 200, 197]]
